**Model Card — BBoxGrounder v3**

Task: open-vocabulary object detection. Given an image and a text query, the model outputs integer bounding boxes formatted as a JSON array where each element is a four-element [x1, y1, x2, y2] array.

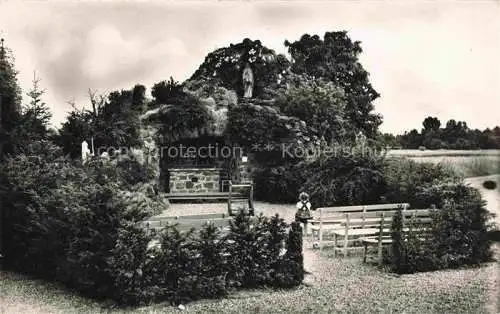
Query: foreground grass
[[1, 245, 498, 314]]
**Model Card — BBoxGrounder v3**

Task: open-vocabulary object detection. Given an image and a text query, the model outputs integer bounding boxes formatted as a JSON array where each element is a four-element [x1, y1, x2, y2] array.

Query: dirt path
[[301, 240, 334, 286], [464, 174, 500, 228]]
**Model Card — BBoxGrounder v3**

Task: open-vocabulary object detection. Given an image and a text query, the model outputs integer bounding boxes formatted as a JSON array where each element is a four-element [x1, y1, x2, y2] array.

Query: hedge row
[[253, 153, 461, 208], [104, 212, 304, 305], [252, 151, 493, 272]]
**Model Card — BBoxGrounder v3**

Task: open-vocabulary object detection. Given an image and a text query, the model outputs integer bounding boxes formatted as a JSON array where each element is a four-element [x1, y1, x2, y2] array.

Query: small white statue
[[100, 151, 110, 161], [81, 140, 92, 163]]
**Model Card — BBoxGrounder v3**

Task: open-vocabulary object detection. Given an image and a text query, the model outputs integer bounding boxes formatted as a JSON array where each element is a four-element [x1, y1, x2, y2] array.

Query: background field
[[387, 149, 500, 157], [388, 149, 500, 177]]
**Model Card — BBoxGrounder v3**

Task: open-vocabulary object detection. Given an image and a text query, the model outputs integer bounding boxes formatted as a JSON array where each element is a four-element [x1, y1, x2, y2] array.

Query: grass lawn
[[1, 243, 498, 313]]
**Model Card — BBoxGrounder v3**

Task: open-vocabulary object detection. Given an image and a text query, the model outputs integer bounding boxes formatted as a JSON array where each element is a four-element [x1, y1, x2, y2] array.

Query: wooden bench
[[166, 180, 254, 217], [310, 203, 410, 254], [166, 191, 247, 201], [361, 209, 433, 266], [144, 213, 233, 232]]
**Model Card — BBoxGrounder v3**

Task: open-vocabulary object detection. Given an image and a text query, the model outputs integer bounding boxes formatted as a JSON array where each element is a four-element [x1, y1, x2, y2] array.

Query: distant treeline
[[379, 117, 500, 149]]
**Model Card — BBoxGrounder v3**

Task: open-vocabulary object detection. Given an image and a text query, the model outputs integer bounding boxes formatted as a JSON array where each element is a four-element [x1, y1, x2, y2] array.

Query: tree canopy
[[4, 32, 389, 163], [285, 31, 382, 139]]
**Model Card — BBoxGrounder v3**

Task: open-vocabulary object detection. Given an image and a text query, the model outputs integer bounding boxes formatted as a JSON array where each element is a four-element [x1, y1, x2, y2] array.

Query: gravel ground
[[1, 244, 498, 313], [464, 174, 500, 228]]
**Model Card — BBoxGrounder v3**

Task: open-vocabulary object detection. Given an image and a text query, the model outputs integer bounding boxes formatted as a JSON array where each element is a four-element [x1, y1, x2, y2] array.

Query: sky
[[0, 0, 499, 134]]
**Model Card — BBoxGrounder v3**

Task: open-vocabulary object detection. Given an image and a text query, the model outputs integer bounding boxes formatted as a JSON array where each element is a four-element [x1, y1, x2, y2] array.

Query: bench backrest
[[145, 216, 233, 231], [163, 213, 229, 220], [316, 208, 433, 231], [145, 213, 261, 231], [345, 209, 432, 227], [171, 217, 233, 231], [145, 213, 230, 228], [341, 210, 434, 239], [314, 203, 410, 221]]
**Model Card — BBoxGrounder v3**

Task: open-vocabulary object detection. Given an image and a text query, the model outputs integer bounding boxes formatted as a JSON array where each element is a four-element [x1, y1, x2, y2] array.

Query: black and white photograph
[[0, 0, 499, 313]]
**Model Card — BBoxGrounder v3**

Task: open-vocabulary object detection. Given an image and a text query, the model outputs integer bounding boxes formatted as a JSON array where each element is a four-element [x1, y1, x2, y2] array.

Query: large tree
[[284, 31, 382, 139], [422, 116, 441, 133], [56, 87, 142, 159], [0, 39, 22, 159], [56, 107, 93, 158]]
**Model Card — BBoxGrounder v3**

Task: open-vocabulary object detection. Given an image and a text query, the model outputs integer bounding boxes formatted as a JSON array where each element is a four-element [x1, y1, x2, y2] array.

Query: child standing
[[295, 192, 313, 235]]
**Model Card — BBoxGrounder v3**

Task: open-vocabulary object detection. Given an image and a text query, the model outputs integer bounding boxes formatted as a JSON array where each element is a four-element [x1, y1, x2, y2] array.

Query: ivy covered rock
[[226, 99, 319, 165], [275, 75, 351, 143], [184, 78, 238, 136]]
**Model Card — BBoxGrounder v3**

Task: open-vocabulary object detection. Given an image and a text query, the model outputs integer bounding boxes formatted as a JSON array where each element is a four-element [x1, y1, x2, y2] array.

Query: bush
[[226, 212, 303, 288], [382, 158, 460, 207], [0, 143, 159, 301], [389, 208, 441, 273], [483, 180, 497, 190], [109, 211, 302, 305], [389, 183, 493, 274], [227, 212, 285, 287], [273, 222, 304, 287], [301, 147, 386, 207], [254, 143, 388, 207], [0, 142, 79, 276], [253, 163, 308, 203], [106, 224, 157, 305], [115, 154, 156, 187]]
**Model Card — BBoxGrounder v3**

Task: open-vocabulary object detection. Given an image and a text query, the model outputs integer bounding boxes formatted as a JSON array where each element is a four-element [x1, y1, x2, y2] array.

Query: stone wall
[[169, 168, 221, 193]]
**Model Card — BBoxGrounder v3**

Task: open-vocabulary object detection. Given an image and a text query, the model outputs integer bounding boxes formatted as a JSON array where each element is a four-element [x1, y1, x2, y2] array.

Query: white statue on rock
[[242, 62, 254, 98], [81, 140, 92, 164]]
